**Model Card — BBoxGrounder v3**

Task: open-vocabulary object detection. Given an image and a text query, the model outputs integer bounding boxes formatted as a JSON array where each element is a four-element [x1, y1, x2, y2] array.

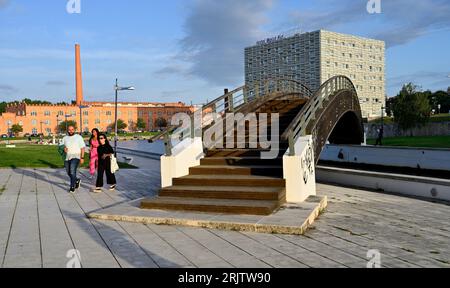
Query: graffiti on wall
[[301, 142, 314, 185]]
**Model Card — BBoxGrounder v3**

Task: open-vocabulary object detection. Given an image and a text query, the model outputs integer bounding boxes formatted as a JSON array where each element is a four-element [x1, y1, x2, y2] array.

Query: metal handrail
[[282, 75, 357, 155], [148, 125, 180, 143], [156, 78, 314, 156]]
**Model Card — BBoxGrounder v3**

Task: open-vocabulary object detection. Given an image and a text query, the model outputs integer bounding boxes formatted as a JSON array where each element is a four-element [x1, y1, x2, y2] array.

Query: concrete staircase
[[141, 99, 306, 215]]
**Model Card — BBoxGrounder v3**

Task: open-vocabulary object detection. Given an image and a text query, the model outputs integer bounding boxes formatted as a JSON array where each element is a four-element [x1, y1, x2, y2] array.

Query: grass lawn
[[0, 144, 138, 169], [367, 135, 450, 149]]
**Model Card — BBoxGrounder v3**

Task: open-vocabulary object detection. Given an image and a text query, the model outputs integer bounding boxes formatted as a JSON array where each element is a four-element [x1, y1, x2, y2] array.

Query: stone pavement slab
[[0, 164, 449, 268], [88, 196, 327, 236]]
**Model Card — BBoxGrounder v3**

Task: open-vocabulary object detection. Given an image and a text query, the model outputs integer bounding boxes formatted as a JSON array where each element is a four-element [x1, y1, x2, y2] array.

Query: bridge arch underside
[[307, 90, 364, 163]]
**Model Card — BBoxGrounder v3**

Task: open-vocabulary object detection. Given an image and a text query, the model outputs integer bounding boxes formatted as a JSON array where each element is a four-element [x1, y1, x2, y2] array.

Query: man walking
[[375, 126, 384, 146], [63, 126, 86, 193]]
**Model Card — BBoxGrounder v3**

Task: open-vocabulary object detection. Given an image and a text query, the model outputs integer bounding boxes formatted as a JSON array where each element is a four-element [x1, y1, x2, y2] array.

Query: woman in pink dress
[[89, 128, 100, 177]]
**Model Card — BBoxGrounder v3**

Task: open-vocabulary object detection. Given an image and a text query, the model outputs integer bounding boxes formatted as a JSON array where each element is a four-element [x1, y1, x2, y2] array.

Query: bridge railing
[[282, 76, 357, 156], [151, 78, 313, 156]]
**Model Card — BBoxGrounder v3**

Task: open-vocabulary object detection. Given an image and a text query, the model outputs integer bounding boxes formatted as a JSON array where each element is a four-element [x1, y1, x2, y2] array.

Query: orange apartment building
[[0, 44, 195, 136], [0, 101, 194, 136]]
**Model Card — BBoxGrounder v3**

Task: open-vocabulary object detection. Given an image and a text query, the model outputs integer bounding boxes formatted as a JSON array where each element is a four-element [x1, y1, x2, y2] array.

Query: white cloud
[[287, 0, 450, 48], [174, 0, 274, 86], [0, 48, 172, 62]]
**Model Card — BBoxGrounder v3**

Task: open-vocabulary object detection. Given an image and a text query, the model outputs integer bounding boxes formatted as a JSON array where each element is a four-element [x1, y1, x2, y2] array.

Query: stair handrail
[[282, 76, 357, 156], [156, 78, 314, 156]]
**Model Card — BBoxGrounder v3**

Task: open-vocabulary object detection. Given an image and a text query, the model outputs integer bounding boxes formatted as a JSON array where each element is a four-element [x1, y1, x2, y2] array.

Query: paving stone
[[0, 165, 449, 268]]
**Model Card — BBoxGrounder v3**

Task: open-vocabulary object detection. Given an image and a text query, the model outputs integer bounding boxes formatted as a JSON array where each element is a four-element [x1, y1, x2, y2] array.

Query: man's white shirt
[[63, 134, 86, 161]]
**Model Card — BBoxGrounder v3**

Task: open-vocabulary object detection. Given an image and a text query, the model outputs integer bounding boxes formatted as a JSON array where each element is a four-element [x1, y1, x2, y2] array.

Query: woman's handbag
[[110, 155, 119, 174]]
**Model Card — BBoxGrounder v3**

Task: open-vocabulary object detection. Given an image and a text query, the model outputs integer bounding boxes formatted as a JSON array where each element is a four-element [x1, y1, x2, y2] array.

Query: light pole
[[56, 115, 60, 134], [65, 114, 73, 134], [40, 121, 44, 135], [114, 78, 135, 156], [79, 105, 91, 135], [438, 104, 441, 115]]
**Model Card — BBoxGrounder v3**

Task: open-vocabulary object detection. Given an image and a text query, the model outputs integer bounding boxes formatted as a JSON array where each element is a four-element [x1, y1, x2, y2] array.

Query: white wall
[[321, 145, 450, 172], [160, 137, 204, 188], [283, 135, 317, 203], [317, 166, 450, 202]]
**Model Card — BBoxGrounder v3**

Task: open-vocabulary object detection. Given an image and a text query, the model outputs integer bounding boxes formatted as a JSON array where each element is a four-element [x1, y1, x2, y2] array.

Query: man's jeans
[[65, 159, 80, 189]]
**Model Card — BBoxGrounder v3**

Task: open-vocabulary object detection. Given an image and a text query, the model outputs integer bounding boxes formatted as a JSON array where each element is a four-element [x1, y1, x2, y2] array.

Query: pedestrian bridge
[[142, 76, 364, 215]]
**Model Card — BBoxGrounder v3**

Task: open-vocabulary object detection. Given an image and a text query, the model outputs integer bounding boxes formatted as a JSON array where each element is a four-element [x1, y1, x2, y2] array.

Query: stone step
[[140, 197, 281, 215], [173, 175, 285, 187], [206, 149, 276, 157], [207, 144, 288, 151], [201, 157, 284, 166], [189, 165, 283, 177], [160, 185, 285, 201]]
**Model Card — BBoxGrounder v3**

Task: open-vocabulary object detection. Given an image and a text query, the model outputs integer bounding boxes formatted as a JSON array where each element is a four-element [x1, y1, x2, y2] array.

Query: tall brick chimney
[[75, 44, 83, 106]]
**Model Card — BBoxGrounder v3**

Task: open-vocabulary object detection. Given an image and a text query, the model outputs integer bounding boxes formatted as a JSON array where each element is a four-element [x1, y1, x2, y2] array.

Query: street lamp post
[[114, 78, 135, 156], [65, 114, 72, 134], [7, 121, 11, 138], [79, 105, 91, 135], [40, 121, 44, 135], [438, 104, 441, 115], [56, 115, 60, 134]]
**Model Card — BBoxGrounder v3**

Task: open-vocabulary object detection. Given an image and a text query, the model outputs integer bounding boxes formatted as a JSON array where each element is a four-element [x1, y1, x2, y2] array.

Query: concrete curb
[[88, 196, 327, 235]]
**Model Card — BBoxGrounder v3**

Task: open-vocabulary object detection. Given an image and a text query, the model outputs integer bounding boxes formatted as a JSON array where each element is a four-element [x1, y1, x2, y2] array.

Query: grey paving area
[[0, 157, 449, 268]]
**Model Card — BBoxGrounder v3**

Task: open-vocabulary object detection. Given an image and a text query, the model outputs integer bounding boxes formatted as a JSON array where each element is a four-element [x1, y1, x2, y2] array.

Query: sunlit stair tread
[[140, 197, 281, 215]]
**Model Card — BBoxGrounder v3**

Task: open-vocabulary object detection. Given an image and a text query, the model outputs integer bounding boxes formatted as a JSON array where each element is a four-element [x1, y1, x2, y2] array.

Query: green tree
[[58, 120, 78, 133], [393, 83, 431, 131], [136, 118, 146, 131], [22, 98, 52, 105], [433, 90, 450, 114], [155, 117, 168, 129], [108, 119, 127, 131], [0, 102, 7, 114], [10, 124, 23, 136]]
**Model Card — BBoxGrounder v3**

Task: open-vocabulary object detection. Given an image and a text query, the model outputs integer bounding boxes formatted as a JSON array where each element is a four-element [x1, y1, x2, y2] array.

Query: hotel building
[[245, 30, 386, 119]]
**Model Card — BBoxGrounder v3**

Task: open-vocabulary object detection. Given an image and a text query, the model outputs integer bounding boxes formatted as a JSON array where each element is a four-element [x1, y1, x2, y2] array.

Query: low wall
[[320, 145, 450, 172], [317, 166, 450, 202], [365, 122, 450, 138]]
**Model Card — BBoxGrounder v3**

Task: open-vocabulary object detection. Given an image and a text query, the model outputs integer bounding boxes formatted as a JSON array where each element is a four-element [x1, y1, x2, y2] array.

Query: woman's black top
[[98, 144, 114, 162]]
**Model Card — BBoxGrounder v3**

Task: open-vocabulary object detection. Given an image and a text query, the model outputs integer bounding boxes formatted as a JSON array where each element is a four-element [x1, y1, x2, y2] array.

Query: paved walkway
[[0, 162, 449, 268]]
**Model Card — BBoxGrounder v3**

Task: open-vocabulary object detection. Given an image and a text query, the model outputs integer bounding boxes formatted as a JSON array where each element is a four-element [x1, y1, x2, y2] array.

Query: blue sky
[[0, 0, 449, 104]]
